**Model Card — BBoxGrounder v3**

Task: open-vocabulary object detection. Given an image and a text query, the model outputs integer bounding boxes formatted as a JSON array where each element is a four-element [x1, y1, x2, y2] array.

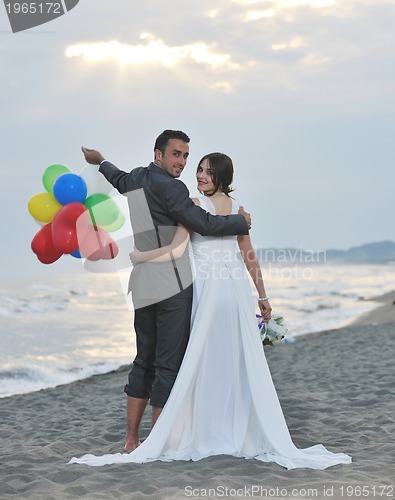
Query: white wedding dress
[[69, 197, 351, 469]]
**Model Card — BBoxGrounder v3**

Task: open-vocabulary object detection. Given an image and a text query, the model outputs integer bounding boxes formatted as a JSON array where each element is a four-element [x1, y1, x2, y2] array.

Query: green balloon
[[42, 164, 71, 194], [101, 208, 125, 232], [84, 193, 120, 227]]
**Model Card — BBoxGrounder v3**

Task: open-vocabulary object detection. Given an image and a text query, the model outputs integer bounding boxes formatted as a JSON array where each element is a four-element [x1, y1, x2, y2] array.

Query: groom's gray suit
[[99, 160, 248, 407]]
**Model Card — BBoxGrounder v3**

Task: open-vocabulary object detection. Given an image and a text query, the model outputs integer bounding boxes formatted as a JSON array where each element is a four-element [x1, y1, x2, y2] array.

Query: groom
[[82, 130, 250, 451]]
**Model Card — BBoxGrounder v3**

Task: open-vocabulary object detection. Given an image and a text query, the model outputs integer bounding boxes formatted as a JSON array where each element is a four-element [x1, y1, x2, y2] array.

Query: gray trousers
[[124, 286, 192, 407]]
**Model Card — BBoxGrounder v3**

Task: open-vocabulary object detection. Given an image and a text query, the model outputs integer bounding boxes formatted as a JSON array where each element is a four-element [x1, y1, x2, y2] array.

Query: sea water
[[1, 263, 394, 398], [0, 273, 133, 398]]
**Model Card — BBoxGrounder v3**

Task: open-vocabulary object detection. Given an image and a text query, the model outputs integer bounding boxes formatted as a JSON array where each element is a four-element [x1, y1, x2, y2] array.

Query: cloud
[[300, 53, 332, 65], [234, 0, 336, 14], [234, 0, 334, 8], [244, 9, 276, 20], [206, 9, 220, 18], [208, 81, 235, 92], [65, 33, 239, 70], [229, 0, 384, 21], [271, 37, 304, 50], [274, 0, 335, 7]]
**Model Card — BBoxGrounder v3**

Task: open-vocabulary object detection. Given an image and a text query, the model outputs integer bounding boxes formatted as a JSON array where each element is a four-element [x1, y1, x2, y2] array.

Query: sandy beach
[[1, 293, 395, 500]]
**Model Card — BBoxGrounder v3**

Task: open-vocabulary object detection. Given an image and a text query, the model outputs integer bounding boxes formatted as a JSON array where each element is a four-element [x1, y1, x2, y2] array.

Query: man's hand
[[238, 205, 251, 230], [81, 146, 105, 165]]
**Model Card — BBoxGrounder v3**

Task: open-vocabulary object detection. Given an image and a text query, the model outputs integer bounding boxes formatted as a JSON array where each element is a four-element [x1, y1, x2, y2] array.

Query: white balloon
[[79, 165, 112, 196]]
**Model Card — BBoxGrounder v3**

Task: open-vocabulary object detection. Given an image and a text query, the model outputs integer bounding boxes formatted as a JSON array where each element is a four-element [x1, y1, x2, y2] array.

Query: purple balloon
[[53, 173, 87, 205]]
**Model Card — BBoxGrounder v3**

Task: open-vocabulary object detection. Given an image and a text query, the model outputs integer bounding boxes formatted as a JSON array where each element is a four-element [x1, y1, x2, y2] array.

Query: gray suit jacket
[[99, 161, 249, 303]]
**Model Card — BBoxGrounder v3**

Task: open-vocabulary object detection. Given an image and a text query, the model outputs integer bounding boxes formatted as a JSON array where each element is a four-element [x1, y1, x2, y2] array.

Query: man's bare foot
[[124, 439, 141, 452]]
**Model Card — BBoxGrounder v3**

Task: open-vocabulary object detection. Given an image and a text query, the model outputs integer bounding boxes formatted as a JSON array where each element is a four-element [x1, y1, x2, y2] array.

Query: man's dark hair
[[154, 130, 190, 154]]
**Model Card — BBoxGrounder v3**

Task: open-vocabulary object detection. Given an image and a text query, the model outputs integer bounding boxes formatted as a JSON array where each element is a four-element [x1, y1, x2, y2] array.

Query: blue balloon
[[71, 249, 82, 259], [53, 173, 87, 205]]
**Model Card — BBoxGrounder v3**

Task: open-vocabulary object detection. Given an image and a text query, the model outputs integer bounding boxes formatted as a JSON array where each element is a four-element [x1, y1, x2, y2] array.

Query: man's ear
[[154, 149, 162, 165]]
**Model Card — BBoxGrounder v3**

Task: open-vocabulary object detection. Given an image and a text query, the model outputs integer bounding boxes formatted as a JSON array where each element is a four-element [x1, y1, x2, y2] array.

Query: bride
[[69, 153, 351, 469]]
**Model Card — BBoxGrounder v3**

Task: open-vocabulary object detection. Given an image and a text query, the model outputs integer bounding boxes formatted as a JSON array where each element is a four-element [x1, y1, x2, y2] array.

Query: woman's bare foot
[[124, 439, 141, 452]]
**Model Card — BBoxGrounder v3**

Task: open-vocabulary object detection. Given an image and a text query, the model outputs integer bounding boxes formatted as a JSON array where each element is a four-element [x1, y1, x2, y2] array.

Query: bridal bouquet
[[256, 314, 288, 346]]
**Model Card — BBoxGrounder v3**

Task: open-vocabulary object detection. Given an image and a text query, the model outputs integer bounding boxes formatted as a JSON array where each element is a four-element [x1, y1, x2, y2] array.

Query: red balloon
[[52, 202, 88, 254], [31, 223, 63, 264], [37, 252, 63, 264], [79, 225, 119, 261]]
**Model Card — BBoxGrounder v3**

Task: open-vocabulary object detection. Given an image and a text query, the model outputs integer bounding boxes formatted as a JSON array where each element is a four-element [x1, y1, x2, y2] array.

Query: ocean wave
[[297, 303, 341, 313], [0, 307, 13, 317], [68, 288, 87, 296], [0, 294, 71, 315], [0, 361, 126, 399], [13, 302, 69, 314]]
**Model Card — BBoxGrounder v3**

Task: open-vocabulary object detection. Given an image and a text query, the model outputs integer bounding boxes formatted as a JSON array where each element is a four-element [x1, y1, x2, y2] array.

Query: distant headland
[[256, 240, 395, 264]]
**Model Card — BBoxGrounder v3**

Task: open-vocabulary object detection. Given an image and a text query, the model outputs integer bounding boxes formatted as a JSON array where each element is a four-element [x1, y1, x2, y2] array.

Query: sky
[[1, 0, 394, 276]]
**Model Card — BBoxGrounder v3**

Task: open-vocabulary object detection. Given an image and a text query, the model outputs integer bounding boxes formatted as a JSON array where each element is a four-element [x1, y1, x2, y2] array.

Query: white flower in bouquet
[[256, 314, 288, 346]]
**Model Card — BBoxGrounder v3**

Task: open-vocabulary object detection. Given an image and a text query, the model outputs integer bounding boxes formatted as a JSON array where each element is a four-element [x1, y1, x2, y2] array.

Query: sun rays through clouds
[[65, 33, 239, 70]]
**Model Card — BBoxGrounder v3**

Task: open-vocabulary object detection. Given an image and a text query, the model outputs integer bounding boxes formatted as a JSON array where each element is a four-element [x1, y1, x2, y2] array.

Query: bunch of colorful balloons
[[28, 164, 125, 264]]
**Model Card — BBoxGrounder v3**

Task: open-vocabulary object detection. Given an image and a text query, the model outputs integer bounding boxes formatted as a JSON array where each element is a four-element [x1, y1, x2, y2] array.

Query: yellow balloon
[[28, 192, 62, 223]]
